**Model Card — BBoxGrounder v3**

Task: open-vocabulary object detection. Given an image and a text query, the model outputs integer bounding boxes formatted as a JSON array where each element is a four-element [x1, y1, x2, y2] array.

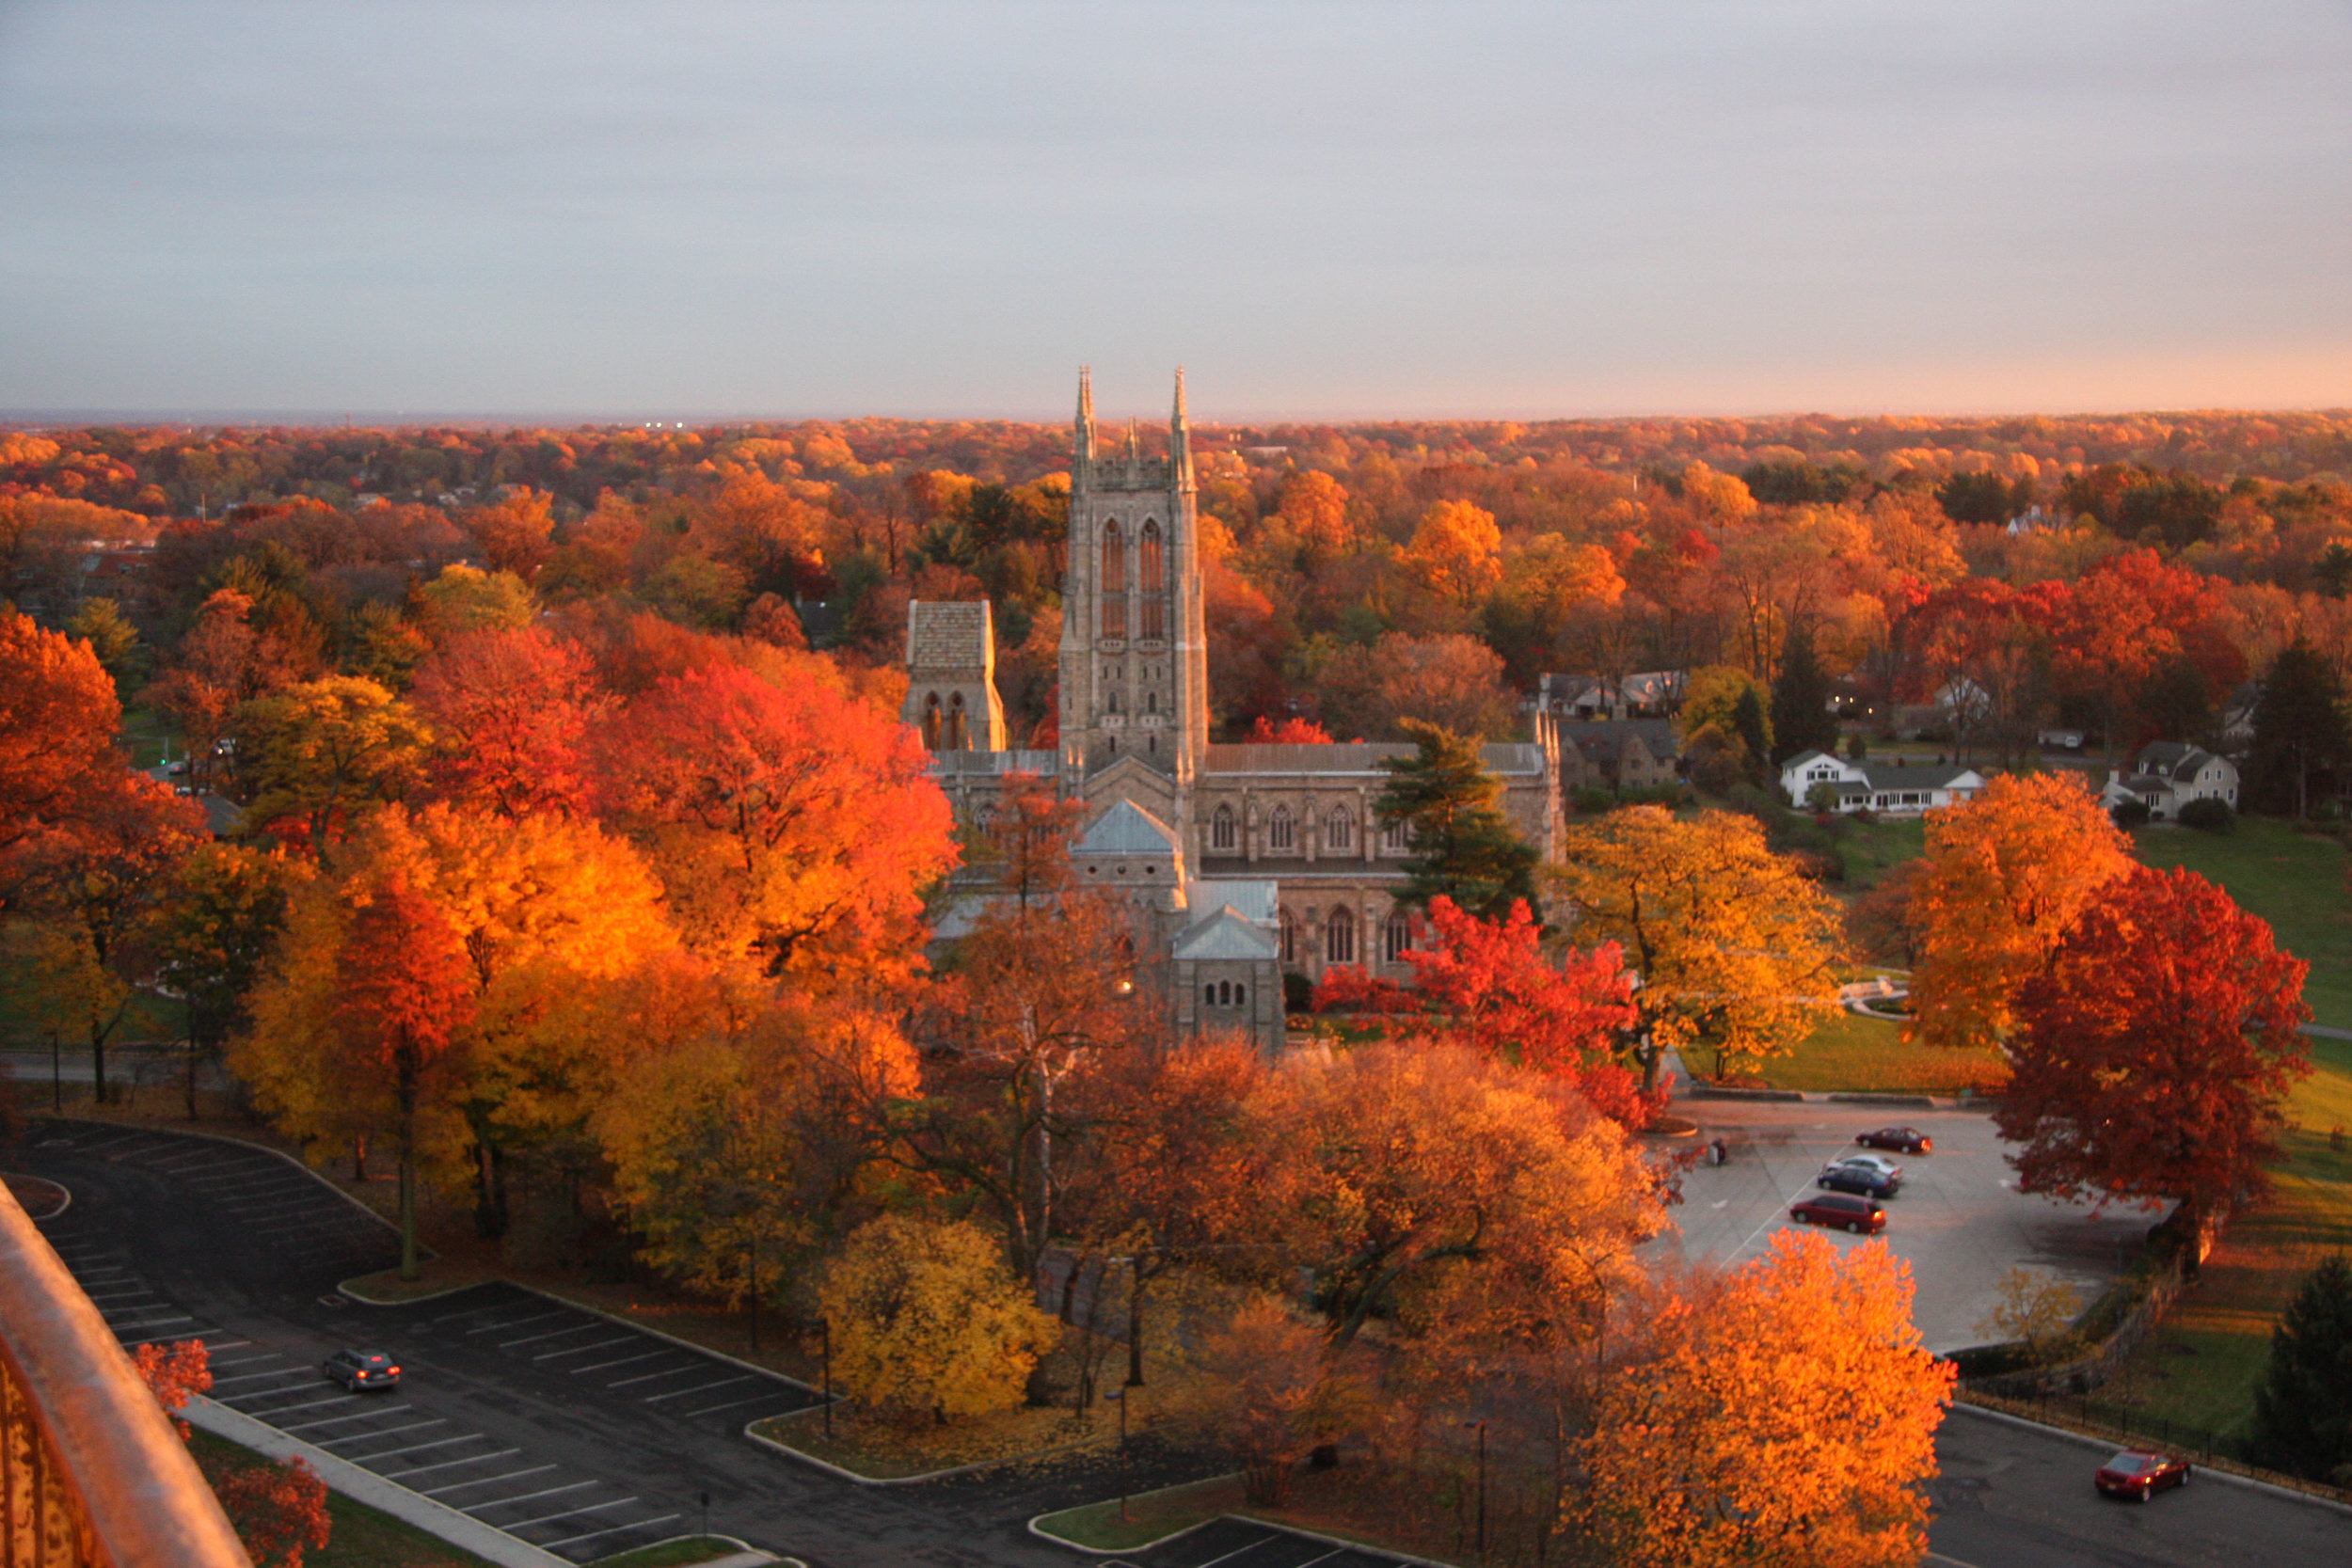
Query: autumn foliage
[[134, 1339, 331, 1568]]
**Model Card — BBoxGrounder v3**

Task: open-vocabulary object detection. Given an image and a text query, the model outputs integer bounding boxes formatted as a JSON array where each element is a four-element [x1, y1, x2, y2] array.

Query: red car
[[1788, 1191, 1886, 1233], [1856, 1126, 1933, 1154], [2094, 1451, 2190, 1501]]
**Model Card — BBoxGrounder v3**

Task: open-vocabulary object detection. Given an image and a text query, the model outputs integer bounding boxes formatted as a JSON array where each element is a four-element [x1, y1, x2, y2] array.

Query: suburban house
[[2101, 742, 2239, 820], [1534, 670, 1685, 721], [1780, 751, 1986, 815], [1558, 719, 1682, 796]]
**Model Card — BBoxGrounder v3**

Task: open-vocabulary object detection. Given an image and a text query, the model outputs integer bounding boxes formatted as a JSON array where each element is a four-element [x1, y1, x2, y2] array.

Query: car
[[1818, 1162, 1899, 1198], [1788, 1191, 1886, 1233], [322, 1349, 401, 1391], [1835, 1151, 1904, 1179], [2095, 1450, 2190, 1500], [1857, 1126, 1932, 1154]]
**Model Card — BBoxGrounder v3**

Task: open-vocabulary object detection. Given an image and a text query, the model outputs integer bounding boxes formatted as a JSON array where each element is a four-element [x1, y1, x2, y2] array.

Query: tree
[[1312, 895, 1655, 1127], [1180, 1294, 1374, 1506], [1312, 631, 1518, 741], [135, 1338, 332, 1567], [65, 596, 142, 699], [1677, 664, 1772, 785], [142, 589, 310, 791], [2249, 1254, 2352, 1484], [1271, 469, 1353, 555], [152, 842, 310, 1113], [332, 878, 478, 1279], [2042, 549, 2238, 757], [817, 1214, 1060, 1423], [460, 488, 556, 579], [409, 625, 607, 821], [1768, 622, 1837, 767], [1552, 807, 1842, 1090], [1973, 1267, 2082, 1354], [1581, 1230, 1952, 1568], [0, 608, 122, 854], [1907, 772, 2131, 1051], [1846, 858, 1929, 970], [2244, 638, 2350, 818], [600, 657, 956, 978], [236, 675, 433, 861], [1374, 720, 1538, 920], [963, 769, 1083, 909], [1405, 499, 1503, 607], [1246, 1044, 1664, 1348], [1248, 714, 1333, 744], [1997, 864, 2310, 1224]]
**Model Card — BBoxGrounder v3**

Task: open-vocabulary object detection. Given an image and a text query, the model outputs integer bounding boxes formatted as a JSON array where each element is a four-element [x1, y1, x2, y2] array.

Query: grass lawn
[[2130, 819, 2352, 1030], [582, 1538, 745, 1568], [1031, 1473, 1242, 1551], [750, 1394, 1120, 1481], [185, 1431, 496, 1568], [1836, 816, 1926, 888], [2103, 1036, 2352, 1447], [1751, 1010, 2008, 1096]]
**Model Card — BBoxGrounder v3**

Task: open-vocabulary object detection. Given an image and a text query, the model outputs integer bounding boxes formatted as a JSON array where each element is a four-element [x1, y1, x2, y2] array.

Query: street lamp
[[1463, 1419, 1486, 1564], [1104, 1386, 1131, 1521], [821, 1318, 834, 1439]]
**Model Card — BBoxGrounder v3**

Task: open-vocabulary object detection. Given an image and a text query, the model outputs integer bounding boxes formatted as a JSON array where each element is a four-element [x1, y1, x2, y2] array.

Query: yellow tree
[[1906, 771, 2129, 1050], [1405, 499, 1504, 608], [818, 1214, 1060, 1424], [235, 675, 433, 861], [1552, 807, 1841, 1087], [1581, 1230, 1953, 1568]]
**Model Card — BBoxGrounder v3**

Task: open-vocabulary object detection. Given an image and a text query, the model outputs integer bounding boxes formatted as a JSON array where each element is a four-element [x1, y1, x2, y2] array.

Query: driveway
[[1658, 1101, 2161, 1353]]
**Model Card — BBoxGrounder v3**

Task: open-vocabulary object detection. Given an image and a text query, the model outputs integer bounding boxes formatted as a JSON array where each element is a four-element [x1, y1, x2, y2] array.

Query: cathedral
[[905, 371, 1565, 1049]]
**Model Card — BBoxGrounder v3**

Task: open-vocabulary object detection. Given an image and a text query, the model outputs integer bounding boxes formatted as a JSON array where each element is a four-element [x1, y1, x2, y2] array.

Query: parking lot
[[1661, 1101, 2161, 1352], [1128, 1516, 1423, 1568]]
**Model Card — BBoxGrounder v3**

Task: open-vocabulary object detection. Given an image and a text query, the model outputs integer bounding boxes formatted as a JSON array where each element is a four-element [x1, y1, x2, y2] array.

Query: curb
[[1826, 1092, 1938, 1108], [1947, 1403, 2352, 1520], [584, 1536, 787, 1568], [185, 1394, 568, 1568], [1685, 1085, 1805, 1102], [1025, 1472, 1236, 1556], [2, 1173, 72, 1219], [745, 1411, 1116, 1486]]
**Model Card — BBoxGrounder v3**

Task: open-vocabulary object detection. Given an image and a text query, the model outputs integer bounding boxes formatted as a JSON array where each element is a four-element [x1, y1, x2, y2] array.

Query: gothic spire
[[1169, 366, 1192, 489], [1075, 365, 1096, 465]]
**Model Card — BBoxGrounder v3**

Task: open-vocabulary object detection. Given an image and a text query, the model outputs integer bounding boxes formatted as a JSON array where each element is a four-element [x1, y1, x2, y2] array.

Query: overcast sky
[[2, 0, 2347, 420]]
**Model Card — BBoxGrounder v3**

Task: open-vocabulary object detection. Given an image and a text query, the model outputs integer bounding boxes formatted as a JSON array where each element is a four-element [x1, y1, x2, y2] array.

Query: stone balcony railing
[[0, 1178, 250, 1566]]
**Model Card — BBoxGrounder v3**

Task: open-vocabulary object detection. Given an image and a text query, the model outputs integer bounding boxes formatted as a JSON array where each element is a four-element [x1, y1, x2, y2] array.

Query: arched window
[[1203, 983, 1216, 1008], [1279, 910, 1295, 964], [1147, 690, 1158, 715], [1211, 805, 1236, 851], [1326, 907, 1356, 965], [1381, 817, 1410, 854], [1326, 806, 1354, 851], [946, 691, 967, 750], [921, 692, 942, 751], [1384, 908, 1415, 963], [1233, 983, 1247, 1009], [1139, 521, 1166, 640], [1108, 689, 1122, 714], [1216, 980, 1232, 1006], [1268, 806, 1295, 852], [1101, 522, 1126, 638]]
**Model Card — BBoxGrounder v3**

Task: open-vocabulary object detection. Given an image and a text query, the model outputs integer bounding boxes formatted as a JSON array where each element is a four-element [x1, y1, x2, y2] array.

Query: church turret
[[1170, 366, 1193, 491], [1075, 366, 1096, 467]]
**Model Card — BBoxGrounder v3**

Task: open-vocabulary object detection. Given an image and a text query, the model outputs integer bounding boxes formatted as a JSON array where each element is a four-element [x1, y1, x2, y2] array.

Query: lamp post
[[746, 1233, 759, 1354], [1463, 1419, 1486, 1564], [1104, 1386, 1130, 1521], [821, 1318, 834, 1439]]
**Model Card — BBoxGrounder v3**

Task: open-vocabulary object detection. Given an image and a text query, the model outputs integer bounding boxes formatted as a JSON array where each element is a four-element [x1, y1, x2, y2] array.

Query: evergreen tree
[[1375, 720, 1539, 922], [1731, 686, 1772, 785], [1768, 625, 1838, 768], [2246, 639, 2350, 818], [2249, 1254, 2352, 1483]]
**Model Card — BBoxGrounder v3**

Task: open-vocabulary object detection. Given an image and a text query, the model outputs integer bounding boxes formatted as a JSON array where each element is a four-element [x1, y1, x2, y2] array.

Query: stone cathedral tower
[[1057, 369, 1212, 840]]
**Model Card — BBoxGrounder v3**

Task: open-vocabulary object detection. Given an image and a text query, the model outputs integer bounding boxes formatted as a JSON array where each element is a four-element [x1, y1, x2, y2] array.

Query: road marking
[[569, 1349, 670, 1375], [643, 1375, 754, 1404], [358, 1433, 490, 1461], [421, 1465, 556, 1497], [318, 1418, 446, 1448], [499, 1321, 603, 1349], [460, 1479, 597, 1512], [107, 1312, 199, 1330], [233, 1392, 359, 1417], [533, 1336, 636, 1361], [283, 1404, 415, 1433], [468, 1309, 567, 1336], [543, 1513, 676, 1550], [683, 1393, 800, 1418], [605, 1363, 700, 1388], [384, 1448, 523, 1480], [499, 1495, 636, 1529], [211, 1369, 312, 1387], [1195, 1531, 1283, 1567]]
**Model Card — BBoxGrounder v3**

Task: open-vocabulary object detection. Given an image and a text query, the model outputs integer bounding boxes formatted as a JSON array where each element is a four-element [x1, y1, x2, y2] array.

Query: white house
[[2100, 742, 2239, 820], [1780, 751, 1987, 816]]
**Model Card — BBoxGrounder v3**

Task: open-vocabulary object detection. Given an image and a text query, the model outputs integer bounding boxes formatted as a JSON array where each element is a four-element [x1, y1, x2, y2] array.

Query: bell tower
[[1059, 368, 1209, 787]]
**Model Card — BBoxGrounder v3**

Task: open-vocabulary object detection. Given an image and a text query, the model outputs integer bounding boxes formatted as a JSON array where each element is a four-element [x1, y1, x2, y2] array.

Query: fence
[[1960, 1388, 2352, 1509]]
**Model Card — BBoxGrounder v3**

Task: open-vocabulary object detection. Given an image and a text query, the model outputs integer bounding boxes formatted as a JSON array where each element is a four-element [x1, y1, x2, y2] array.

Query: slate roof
[[1172, 907, 1280, 961], [2134, 742, 2217, 782], [1856, 762, 1978, 791], [1185, 879, 1279, 927], [1564, 719, 1679, 768], [1203, 742, 1546, 777], [1074, 799, 1181, 856]]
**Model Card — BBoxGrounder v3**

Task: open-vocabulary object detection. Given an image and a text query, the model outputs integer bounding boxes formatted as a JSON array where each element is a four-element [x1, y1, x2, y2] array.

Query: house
[[1780, 751, 1985, 816], [1534, 671, 1685, 721], [2100, 742, 2239, 820], [1559, 719, 1681, 795]]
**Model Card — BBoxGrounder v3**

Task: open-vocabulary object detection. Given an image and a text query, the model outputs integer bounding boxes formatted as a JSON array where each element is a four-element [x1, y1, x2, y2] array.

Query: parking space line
[[282, 1405, 413, 1433], [384, 1447, 523, 1480], [108, 1313, 199, 1330], [499, 1321, 602, 1349], [318, 1418, 446, 1447], [211, 1369, 310, 1387], [643, 1375, 753, 1404], [605, 1362, 698, 1388], [533, 1336, 636, 1361], [682, 1393, 797, 1418], [468, 1309, 567, 1336], [1195, 1533, 1282, 1567], [460, 1479, 596, 1512], [543, 1513, 676, 1550], [82, 1286, 159, 1301], [359, 1433, 487, 1462], [195, 1336, 250, 1352], [421, 1465, 556, 1497], [234, 1393, 360, 1417], [210, 1353, 280, 1370], [568, 1349, 669, 1375], [498, 1495, 636, 1529]]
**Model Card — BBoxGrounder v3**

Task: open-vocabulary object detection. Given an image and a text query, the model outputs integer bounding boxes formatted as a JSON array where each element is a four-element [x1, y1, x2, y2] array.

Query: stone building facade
[[914, 372, 1565, 1050]]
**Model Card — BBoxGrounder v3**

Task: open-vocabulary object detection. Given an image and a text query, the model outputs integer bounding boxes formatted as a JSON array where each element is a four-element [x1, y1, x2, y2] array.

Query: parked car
[[1819, 1161, 1899, 1198], [322, 1349, 401, 1391], [1788, 1191, 1886, 1233], [2094, 1451, 2190, 1501], [1857, 1126, 1932, 1154], [1835, 1151, 1904, 1179]]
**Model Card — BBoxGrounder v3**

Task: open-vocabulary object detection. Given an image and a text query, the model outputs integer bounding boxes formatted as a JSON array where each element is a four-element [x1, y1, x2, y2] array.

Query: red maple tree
[[132, 1338, 331, 1567], [409, 624, 608, 821], [1996, 864, 2311, 1221]]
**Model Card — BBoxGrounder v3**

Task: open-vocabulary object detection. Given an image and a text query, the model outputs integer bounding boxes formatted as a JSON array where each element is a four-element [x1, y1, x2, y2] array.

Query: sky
[[2, 0, 2348, 421]]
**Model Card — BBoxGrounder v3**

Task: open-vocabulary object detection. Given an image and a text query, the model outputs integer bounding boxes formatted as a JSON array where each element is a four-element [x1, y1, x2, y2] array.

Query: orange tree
[[135, 1340, 331, 1567], [1581, 1230, 1953, 1568], [1996, 864, 2310, 1224], [0, 609, 122, 856], [1906, 771, 2130, 1051]]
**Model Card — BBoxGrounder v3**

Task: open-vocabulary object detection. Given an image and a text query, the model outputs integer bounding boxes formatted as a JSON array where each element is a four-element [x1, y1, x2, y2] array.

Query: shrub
[[1846, 732, 1868, 762], [2249, 1254, 2352, 1482], [1572, 786, 1617, 816], [1283, 970, 1315, 1013], [818, 1215, 1059, 1423], [2177, 797, 2235, 833], [2110, 798, 2152, 829]]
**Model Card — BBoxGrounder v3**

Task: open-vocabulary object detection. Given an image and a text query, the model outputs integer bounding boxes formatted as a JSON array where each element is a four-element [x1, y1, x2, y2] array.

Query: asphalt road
[[13, 1118, 2349, 1567]]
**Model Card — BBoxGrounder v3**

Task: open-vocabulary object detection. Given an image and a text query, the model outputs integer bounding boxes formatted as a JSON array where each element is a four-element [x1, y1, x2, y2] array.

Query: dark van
[[1788, 1191, 1886, 1234]]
